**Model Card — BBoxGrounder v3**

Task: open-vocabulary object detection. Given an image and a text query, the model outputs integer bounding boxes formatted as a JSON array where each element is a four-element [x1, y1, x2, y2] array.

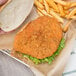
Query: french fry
[[43, 0, 50, 13], [64, 2, 72, 10], [65, 10, 70, 15], [50, 8, 56, 12], [50, 10, 64, 23], [54, 0, 67, 6], [71, 2, 76, 8], [38, 8, 52, 17], [54, 0, 71, 9], [63, 20, 72, 33], [34, 0, 44, 9], [57, 4, 65, 17], [46, 0, 59, 13], [66, 8, 76, 19], [38, 0, 43, 4], [64, 2, 76, 9], [71, 16, 76, 20], [37, 9, 44, 16]]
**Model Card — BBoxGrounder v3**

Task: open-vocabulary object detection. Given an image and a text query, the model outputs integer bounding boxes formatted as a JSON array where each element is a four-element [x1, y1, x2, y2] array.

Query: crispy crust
[[13, 16, 63, 59]]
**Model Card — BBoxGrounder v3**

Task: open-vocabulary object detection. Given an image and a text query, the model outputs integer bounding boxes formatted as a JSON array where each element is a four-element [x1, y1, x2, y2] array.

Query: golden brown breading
[[13, 16, 63, 59]]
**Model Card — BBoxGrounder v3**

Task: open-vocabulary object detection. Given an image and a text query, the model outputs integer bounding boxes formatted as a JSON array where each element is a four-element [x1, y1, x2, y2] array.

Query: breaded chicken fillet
[[13, 16, 63, 59]]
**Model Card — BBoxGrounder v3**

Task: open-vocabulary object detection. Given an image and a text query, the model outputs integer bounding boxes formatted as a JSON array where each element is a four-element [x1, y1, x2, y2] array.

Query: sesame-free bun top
[[13, 16, 63, 59]]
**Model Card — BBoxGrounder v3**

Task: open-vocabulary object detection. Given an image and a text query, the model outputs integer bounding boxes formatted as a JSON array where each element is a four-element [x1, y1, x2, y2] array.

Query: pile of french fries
[[34, 0, 76, 32]]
